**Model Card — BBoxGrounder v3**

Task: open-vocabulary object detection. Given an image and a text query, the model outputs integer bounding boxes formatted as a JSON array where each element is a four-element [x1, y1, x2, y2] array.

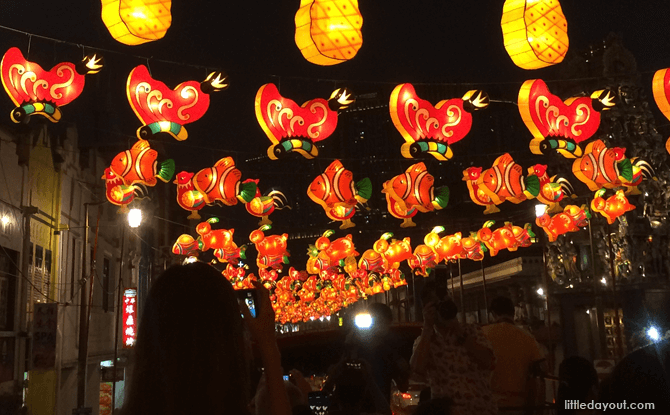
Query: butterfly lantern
[[382, 163, 450, 228], [307, 160, 371, 229], [249, 225, 290, 271], [571, 140, 655, 195], [126, 65, 228, 141], [652, 68, 670, 154], [1, 47, 103, 123], [518, 79, 615, 158], [389, 83, 489, 160], [255, 83, 354, 160]]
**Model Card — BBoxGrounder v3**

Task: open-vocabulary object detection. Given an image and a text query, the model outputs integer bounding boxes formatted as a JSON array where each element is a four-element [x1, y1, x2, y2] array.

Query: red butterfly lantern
[[0, 47, 103, 123], [518, 79, 615, 158], [255, 83, 354, 160], [126, 65, 227, 141], [389, 83, 489, 160]]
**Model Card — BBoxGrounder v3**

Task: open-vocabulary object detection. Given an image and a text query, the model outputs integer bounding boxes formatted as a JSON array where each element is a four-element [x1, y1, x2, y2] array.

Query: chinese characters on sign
[[122, 289, 137, 348], [32, 303, 58, 369]]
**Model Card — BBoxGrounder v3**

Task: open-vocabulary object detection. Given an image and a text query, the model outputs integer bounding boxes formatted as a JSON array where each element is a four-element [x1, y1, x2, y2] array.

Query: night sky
[[2, 0, 670, 273]]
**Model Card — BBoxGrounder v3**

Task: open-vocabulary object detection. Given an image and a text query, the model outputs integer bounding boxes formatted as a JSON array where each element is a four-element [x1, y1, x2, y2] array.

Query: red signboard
[[122, 289, 137, 348]]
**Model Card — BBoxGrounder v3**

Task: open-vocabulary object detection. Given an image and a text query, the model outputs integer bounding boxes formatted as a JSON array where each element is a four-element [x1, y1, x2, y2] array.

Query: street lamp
[[127, 208, 142, 228]]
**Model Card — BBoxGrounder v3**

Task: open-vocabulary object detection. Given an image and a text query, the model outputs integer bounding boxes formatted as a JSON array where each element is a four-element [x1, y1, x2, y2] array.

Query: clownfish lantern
[[501, 0, 569, 70], [295, 0, 363, 66], [101, 0, 172, 46]]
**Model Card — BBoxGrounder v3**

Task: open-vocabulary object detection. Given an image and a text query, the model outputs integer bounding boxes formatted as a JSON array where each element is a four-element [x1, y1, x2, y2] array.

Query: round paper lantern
[[501, 0, 569, 69], [101, 0, 172, 46], [295, 0, 363, 66]]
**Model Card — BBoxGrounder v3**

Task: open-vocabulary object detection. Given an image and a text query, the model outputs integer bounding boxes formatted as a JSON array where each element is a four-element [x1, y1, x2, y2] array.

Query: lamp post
[[112, 208, 142, 412], [535, 203, 555, 373]]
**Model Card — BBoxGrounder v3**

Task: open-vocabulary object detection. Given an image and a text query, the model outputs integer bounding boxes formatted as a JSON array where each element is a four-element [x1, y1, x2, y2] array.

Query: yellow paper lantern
[[295, 0, 363, 66], [101, 0, 172, 46], [501, 0, 568, 69]]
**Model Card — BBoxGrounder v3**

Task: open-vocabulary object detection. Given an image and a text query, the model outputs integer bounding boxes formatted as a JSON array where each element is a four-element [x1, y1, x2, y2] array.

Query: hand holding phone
[[237, 289, 259, 318]]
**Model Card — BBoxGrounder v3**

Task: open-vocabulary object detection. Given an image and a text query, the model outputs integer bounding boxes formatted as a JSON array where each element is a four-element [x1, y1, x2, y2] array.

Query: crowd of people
[[120, 262, 670, 415]]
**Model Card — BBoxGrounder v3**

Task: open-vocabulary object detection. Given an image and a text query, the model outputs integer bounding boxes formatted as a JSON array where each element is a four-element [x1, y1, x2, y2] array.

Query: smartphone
[[307, 391, 330, 415], [283, 375, 290, 381], [237, 289, 258, 318]]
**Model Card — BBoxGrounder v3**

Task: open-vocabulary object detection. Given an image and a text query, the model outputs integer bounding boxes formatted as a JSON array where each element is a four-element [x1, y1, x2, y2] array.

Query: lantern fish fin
[[616, 158, 633, 183], [354, 178, 372, 202], [214, 157, 235, 168], [431, 186, 450, 210], [237, 181, 257, 203], [132, 139, 151, 152], [156, 159, 176, 183], [523, 175, 540, 198]]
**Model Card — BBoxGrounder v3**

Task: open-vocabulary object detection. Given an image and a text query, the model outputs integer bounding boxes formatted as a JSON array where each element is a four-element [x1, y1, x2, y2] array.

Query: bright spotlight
[[536, 287, 544, 296], [354, 312, 372, 329], [128, 208, 142, 228], [601, 277, 607, 285], [183, 256, 198, 264], [647, 326, 660, 342], [0, 216, 9, 226], [535, 204, 547, 218]]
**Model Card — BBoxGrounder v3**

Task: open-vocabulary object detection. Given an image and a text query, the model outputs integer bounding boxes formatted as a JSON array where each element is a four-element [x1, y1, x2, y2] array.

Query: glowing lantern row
[[244, 179, 291, 226], [122, 289, 137, 348], [126, 65, 228, 141], [526, 164, 574, 214], [476, 221, 534, 257], [103, 139, 174, 211], [389, 83, 489, 160], [249, 225, 290, 272], [101, 0, 172, 46], [255, 83, 354, 160], [651, 68, 670, 154], [571, 140, 654, 195], [591, 189, 635, 224], [295, 0, 363, 66], [501, 0, 569, 69], [0, 47, 103, 123], [518, 79, 615, 158], [536, 204, 589, 242], [307, 160, 371, 229], [382, 163, 450, 228], [464, 153, 540, 215], [171, 218, 246, 265]]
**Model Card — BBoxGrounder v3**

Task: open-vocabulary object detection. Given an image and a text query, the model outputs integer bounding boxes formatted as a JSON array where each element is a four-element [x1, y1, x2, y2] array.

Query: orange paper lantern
[[591, 189, 635, 225], [501, 0, 569, 69], [295, 0, 363, 66], [101, 0, 172, 45]]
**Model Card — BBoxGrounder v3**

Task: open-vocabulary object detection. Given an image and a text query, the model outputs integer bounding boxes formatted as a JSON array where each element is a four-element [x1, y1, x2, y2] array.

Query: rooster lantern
[[307, 160, 371, 229], [244, 179, 290, 226], [389, 83, 489, 160], [518, 79, 615, 158], [126, 65, 228, 141], [1, 47, 103, 123], [255, 83, 354, 160]]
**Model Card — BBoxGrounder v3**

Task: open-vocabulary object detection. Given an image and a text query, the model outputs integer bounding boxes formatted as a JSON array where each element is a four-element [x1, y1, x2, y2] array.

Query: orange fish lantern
[[250, 225, 290, 271], [307, 160, 372, 229], [389, 83, 489, 160], [652, 68, 670, 154], [102, 168, 146, 213], [476, 153, 540, 210], [518, 79, 615, 158], [174, 171, 206, 220], [571, 140, 655, 195], [101, 0, 172, 45], [463, 167, 499, 214], [171, 234, 199, 257], [527, 164, 574, 214], [193, 157, 257, 206], [0, 47, 103, 123], [126, 65, 227, 141], [408, 244, 439, 277], [244, 179, 290, 226], [461, 234, 486, 261], [255, 84, 354, 160], [510, 223, 535, 250], [501, 0, 569, 69], [536, 204, 589, 242], [382, 163, 450, 228], [294, 0, 363, 66], [591, 189, 635, 224], [477, 221, 516, 257], [108, 139, 175, 187]]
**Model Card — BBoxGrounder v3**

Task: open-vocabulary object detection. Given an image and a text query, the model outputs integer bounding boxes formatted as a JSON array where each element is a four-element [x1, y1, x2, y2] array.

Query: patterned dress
[[412, 324, 497, 415]]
